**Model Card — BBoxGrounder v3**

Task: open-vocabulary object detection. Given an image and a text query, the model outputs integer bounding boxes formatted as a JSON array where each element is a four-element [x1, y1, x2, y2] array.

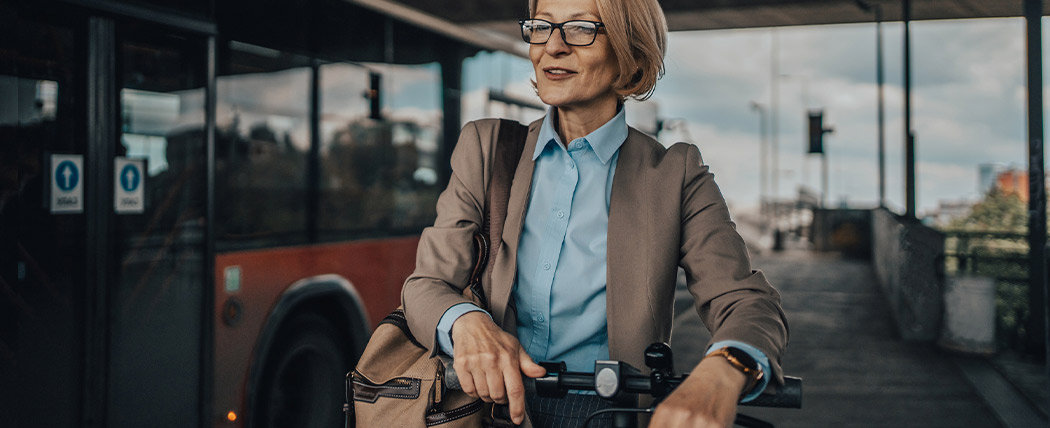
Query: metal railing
[[941, 229, 1031, 352]]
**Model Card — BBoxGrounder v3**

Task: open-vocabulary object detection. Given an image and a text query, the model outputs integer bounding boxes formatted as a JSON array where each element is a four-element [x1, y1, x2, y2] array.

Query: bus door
[[0, 4, 87, 427], [106, 22, 209, 427]]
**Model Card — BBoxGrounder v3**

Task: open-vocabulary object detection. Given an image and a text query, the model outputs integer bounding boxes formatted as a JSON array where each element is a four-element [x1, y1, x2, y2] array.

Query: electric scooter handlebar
[[529, 360, 803, 409], [443, 342, 802, 408]]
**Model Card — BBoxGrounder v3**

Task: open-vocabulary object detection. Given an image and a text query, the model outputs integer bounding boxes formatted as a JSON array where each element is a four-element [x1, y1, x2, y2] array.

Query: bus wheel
[[254, 313, 349, 428]]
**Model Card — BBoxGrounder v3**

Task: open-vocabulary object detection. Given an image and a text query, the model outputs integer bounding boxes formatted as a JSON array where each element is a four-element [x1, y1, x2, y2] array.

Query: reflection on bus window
[[316, 62, 442, 240], [216, 44, 445, 248], [121, 89, 180, 175], [461, 50, 545, 124], [216, 43, 310, 248], [0, 77, 57, 214], [0, 77, 58, 125]]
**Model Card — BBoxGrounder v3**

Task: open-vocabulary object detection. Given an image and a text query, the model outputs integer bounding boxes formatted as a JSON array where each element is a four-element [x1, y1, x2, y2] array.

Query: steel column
[[903, 0, 915, 219], [439, 48, 465, 186], [1024, 0, 1048, 379], [307, 61, 321, 242], [84, 15, 115, 428], [200, 34, 218, 428]]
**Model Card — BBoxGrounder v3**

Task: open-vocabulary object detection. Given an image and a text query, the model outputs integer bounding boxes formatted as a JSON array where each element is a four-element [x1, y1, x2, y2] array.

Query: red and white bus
[[0, 1, 532, 427]]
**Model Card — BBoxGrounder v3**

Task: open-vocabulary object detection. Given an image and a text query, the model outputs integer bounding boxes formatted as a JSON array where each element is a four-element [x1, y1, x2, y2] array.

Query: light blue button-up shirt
[[511, 106, 625, 372], [435, 107, 770, 401]]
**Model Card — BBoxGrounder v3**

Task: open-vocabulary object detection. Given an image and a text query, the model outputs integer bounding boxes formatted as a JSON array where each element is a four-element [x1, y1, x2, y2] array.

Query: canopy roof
[[382, 0, 1049, 38], [349, 0, 1050, 58]]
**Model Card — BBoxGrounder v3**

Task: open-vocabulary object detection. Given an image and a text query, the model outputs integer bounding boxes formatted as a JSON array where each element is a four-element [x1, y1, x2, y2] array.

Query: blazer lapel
[[490, 118, 542, 329], [606, 130, 653, 364]]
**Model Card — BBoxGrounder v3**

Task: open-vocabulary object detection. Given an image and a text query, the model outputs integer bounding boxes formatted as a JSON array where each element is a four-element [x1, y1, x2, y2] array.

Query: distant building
[[996, 169, 1030, 202], [988, 167, 1050, 204], [978, 163, 1006, 195], [928, 199, 975, 226]]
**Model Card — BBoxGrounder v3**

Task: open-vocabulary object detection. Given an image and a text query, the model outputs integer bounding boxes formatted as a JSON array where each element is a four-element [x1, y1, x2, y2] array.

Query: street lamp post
[[750, 101, 768, 227], [770, 30, 779, 222]]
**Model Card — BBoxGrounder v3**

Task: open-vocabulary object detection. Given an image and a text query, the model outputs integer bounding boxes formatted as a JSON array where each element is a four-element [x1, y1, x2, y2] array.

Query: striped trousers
[[525, 391, 615, 428]]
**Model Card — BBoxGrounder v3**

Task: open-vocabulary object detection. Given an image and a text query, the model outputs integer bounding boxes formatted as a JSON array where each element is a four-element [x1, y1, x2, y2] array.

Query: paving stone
[[670, 249, 1005, 428]]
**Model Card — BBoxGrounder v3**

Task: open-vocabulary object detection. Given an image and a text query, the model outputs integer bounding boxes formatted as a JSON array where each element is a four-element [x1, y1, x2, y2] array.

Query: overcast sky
[[463, 17, 1048, 217]]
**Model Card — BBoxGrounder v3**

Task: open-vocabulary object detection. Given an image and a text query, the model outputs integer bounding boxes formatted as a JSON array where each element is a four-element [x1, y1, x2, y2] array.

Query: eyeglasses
[[518, 19, 605, 47]]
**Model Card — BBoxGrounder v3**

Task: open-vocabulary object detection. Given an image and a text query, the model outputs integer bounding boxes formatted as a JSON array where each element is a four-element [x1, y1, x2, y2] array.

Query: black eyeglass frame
[[518, 18, 606, 47]]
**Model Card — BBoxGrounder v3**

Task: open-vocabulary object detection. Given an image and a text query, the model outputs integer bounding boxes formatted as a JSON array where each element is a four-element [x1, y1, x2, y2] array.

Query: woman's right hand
[[450, 311, 547, 425]]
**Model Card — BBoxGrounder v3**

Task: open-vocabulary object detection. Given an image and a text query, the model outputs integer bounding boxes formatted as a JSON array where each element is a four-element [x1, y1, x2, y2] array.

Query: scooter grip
[[742, 376, 802, 409]]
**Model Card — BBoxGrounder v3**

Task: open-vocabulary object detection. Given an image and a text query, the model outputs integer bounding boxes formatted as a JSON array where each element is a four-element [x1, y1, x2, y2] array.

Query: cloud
[[649, 18, 1037, 214]]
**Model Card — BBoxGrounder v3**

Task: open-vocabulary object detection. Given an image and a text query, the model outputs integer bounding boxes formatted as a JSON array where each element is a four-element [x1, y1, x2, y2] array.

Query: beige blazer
[[401, 117, 789, 389]]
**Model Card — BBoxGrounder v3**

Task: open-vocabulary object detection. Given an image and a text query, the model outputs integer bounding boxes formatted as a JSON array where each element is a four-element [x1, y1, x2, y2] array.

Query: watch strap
[[705, 347, 765, 398]]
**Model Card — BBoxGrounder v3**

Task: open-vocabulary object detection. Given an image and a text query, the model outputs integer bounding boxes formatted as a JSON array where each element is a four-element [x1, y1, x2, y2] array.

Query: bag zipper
[[431, 363, 445, 414]]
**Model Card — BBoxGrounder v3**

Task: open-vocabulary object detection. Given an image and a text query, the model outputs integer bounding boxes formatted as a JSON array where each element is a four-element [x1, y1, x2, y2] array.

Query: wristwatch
[[705, 347, 764, 397]]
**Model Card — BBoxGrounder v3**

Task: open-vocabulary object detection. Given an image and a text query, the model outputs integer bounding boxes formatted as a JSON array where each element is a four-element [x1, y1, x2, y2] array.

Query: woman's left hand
[[649, 355, 748, 428]]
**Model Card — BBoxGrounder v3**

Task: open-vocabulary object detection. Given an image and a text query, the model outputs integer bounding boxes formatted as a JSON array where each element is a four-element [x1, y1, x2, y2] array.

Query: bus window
[[317, 62, 443, 240], [317, 62, 379, 238], [378, 63, 444, 233], [216, 42, 311, 249]]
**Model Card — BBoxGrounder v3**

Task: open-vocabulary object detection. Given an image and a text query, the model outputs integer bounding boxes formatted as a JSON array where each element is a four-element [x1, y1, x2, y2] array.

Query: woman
[[401, 0, 789, 426]]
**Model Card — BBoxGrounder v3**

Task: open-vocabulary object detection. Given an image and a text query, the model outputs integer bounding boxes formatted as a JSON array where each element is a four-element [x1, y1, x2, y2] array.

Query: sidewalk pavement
[[669, 239, 1011, 427]]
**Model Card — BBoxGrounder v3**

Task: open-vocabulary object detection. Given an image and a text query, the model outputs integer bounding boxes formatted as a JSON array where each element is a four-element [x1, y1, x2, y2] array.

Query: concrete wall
[[872, 208, 945, 341]]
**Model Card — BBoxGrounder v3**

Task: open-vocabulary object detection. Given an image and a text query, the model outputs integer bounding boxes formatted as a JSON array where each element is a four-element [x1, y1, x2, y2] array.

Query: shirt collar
[[533, 105, 628, 165]]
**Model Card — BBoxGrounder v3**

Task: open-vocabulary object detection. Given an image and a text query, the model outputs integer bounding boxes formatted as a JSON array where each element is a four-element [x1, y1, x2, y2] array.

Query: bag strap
[[467, 119, 529, 307]]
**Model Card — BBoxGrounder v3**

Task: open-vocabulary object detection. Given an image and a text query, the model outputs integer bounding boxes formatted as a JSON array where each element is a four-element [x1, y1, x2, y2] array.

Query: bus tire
[[253, 312, 350, 428]]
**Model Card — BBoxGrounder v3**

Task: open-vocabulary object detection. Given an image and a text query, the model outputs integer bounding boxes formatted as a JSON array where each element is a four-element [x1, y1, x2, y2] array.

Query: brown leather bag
[[346, 119, 529, 428]]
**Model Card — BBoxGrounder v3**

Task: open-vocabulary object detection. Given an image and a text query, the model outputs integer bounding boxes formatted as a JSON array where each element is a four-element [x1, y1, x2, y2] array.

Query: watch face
[[725, 347, 759, 371]]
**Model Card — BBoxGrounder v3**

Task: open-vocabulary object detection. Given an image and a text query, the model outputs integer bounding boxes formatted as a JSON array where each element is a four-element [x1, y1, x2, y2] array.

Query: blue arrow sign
[[120, 163, 140, 192], [55, 160, 79, 191]]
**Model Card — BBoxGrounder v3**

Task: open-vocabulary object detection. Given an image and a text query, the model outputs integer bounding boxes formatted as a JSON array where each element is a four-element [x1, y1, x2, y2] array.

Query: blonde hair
[[529, 0, 667, 101]]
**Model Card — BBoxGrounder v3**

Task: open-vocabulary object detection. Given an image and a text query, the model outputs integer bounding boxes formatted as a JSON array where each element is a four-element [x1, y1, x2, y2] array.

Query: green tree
[[948, 189, 1027, 232]]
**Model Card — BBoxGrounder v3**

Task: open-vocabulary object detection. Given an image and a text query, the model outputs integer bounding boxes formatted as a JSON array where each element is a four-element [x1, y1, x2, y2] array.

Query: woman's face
[[530, 0, 619, 112]]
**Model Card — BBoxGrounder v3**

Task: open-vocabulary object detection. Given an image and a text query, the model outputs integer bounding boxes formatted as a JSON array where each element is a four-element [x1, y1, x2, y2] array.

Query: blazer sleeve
[[676, 143, 790, 387], [401, 120, 492, 357]]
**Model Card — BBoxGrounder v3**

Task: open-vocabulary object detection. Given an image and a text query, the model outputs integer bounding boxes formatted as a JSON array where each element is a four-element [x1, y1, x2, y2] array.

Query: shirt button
[[557, 211, 565, 219], [569, 163, 575, 169], [543, 262, 551, 271], [537, 315, 545, 322]]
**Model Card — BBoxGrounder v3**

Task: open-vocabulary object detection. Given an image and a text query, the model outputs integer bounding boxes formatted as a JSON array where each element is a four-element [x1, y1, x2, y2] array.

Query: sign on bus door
[[50, 154, 84, 214], [114, 157, 145, 214]]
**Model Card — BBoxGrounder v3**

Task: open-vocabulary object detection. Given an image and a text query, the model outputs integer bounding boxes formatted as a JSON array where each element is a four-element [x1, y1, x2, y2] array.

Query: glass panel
[[377, 62, 443, 233], [317, 62, 442, 239], [108, 31, 207, 427], [0, 5, 83, 427], [216, 42, 310, 249], [461, 50, 545, 124]]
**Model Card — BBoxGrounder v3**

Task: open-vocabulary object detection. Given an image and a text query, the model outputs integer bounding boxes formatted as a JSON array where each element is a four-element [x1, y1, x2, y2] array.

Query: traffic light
[[808, 110, 832, 154], [368, 72, 382, 120]]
